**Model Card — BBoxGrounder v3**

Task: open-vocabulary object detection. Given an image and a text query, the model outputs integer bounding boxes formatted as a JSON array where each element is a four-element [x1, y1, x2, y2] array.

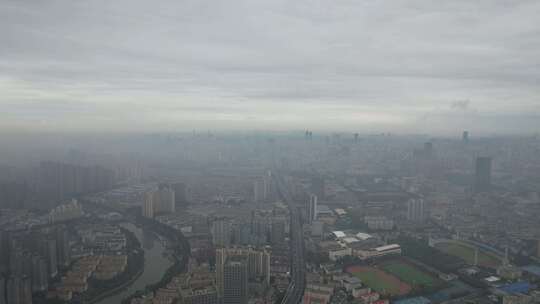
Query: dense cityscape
[[1, 132, 540, 304], [2, 1, 540, 303]]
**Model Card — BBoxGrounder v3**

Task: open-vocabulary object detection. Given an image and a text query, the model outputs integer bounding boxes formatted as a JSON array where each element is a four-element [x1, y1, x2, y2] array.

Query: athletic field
[[434, 242, 502, 268], [346, 265, 411, 296], [380, 260, 440, 288]]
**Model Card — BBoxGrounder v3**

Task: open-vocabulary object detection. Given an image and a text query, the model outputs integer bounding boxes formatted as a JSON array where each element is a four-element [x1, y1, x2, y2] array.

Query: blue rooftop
[[497, 281, 532, 294]]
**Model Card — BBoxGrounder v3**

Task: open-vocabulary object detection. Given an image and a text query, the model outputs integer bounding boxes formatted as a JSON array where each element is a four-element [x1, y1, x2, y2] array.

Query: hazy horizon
[[2, 0, 540, 134]]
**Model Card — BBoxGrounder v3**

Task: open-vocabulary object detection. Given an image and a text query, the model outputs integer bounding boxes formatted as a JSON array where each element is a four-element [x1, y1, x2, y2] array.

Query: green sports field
[[346, 265, 411, 296], [434, 242, 502, 268], [381, 260, 440, 288]]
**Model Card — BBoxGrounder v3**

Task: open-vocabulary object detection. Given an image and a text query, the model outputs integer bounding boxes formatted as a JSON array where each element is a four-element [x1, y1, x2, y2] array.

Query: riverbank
[[82, 224, 145, 303], [120, 216, 190, 304], [94, 222, 174, 304], [87, 266, 144, 304]]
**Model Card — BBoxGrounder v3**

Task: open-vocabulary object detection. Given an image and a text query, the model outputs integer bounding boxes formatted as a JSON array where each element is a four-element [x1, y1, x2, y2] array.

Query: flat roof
[[355, 232, 373, 240], [485, 276, 500, 282], [334, 208, 347, 215], [375, 244, 400, 252], [332, 231, 346, 238], [342, 237, 359, 244]]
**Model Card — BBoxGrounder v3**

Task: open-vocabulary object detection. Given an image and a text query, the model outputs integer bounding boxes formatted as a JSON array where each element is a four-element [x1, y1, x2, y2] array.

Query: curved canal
[[95, 222, 173, 304]]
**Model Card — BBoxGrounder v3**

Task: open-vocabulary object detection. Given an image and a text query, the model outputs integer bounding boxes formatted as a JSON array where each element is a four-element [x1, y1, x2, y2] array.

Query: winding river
[[95, 222, 173, 304]]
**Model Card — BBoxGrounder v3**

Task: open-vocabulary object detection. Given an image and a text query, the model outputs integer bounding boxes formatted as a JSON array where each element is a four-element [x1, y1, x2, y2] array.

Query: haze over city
[[2, 1, 540, 304], [2, 0, 540, 134]]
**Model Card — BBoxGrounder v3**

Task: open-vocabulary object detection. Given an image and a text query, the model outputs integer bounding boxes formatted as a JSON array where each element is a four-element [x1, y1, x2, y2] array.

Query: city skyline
[[1, 1, 540, 134]]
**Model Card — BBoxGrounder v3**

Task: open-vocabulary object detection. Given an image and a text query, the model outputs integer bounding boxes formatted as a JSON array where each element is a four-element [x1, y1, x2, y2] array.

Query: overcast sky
[[1, 0, 539, 134]]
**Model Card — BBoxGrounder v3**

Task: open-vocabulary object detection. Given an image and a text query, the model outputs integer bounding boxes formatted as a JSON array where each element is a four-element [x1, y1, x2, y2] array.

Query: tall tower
[[253, 179, 265, 204], [308, 194, 318, 223], [462, 131, 469, 143], [0, 275, 6, 304], [223, 257, 248, 304], [311, 176, 325, 199], [6, 277, 20, 304], [407, 198, 425, 222], [172, 182, 187, 206], [212, 220, 231, 248], [142, 191, 155, 218], [475, 157, 492, 192], [158, 184, 175, 213]]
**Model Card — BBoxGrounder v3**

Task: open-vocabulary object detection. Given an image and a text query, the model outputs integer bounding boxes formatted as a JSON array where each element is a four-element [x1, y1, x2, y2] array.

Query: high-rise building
[[216, 247, 271, 301], [142, 185, 175, 217], [6, 277, 20, 304], [31, 255, 48, 293], [212, 220, 231, 248], [157, 184, 175, 213], [462, 131, 469, 143], [55, 227, 71, 268], [253, 179, 265, 204], [311, 177, 325, 199], [38, 161, 115, 209], [263, 171, 272, 201], [48, 199, 83, 224], [40, 239, 58, 278], [308, 194, 318, 223], [142, 191, 156, 218], [424, 142, 434, 158], [0, 276, 5, 304], [223, 257, 248, 304], [172, 182, 187, 207], [9, 248, 24, 277], [20, 276, 32, 304], [407, 198, 425, 222], [271, 219, 286, 245], [475, 156, 492, 192], [0, 231, 9, 274]]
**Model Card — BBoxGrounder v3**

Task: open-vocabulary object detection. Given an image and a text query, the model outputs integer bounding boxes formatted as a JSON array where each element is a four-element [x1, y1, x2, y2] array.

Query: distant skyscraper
[[6, 277, 20, 304], [462, 131, 469, 143], [55, 227, 71, 267], [424, 142, 433, 158], [31, 255, 48, 293], [407, 198, 425, 222], [0, 276, 5, 304], [212, 220, 231, 248], [6, 276, 31, 304], [271, 219, 286, 245], [475, 156, 492, 192], [20, 276, 32, 304], [311, 176, 325, 199], [142, 191, 155, 218], [0, 231, 10, 274], [172, 182, 187, 207], [157, 184, 175, 213], [253, 179, 265, 204], [40, 239, 58, 278], [263, 171, 272, 201], [308, 194, 318, 223], [223, 257, 248, 304]]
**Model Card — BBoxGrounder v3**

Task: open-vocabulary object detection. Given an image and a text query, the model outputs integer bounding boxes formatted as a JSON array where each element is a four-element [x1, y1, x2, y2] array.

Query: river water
[[95, 222, 173, 304]]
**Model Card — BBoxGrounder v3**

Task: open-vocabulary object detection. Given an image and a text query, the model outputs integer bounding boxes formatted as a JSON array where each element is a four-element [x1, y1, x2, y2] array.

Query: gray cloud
[[1, 0, 540, 134]]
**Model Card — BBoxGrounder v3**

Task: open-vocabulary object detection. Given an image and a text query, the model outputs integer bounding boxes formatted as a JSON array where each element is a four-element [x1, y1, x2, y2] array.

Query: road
[[274, 172, 306, 304]]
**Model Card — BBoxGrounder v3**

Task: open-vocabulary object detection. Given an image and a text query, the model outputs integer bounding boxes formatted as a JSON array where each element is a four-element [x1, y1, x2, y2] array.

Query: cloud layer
[[1, 0, 540, 134]]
